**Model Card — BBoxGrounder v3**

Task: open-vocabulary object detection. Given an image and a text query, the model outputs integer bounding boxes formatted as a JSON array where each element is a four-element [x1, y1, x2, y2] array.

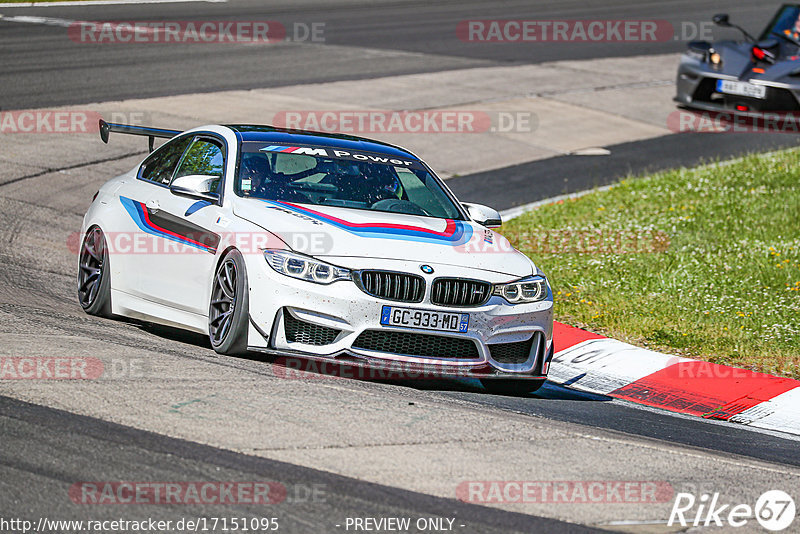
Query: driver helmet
[[240, 153, 269, 193]]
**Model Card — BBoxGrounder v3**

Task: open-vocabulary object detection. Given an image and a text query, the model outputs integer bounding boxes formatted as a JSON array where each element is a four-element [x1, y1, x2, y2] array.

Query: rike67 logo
[[669, 490, 796, 531]]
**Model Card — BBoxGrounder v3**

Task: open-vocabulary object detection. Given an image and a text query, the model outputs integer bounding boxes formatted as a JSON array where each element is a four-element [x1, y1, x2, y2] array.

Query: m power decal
[[259, 145, 420, 168], [260, 145, 329, 156]]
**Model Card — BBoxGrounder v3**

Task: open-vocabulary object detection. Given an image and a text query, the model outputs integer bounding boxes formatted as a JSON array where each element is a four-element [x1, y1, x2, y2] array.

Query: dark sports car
[[676, 4, 800, 113]]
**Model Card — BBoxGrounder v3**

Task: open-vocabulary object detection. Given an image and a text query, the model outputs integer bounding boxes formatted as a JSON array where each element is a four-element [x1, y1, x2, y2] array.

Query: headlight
[[710, 52, 722, 66], [263, 250, 351, 284], [493, 276, 549, 304]]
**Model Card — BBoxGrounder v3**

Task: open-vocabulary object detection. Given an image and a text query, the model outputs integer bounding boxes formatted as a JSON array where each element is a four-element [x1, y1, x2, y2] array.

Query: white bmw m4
[[78, 121, 554, 393]]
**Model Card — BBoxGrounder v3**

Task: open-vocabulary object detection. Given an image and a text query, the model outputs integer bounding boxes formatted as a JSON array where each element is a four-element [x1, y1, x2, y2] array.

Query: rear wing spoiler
[[99, 120, 181, 152]]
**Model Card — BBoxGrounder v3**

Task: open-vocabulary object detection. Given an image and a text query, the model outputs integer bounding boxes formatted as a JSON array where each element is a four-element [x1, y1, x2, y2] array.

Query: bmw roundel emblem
[[420, 265, 434, 274]]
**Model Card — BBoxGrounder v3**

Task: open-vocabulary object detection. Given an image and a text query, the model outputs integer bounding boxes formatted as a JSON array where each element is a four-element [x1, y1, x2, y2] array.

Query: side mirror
[[170, 174, 220, 203], [463, 203, 502, 228], [712, 13, 730, 27]]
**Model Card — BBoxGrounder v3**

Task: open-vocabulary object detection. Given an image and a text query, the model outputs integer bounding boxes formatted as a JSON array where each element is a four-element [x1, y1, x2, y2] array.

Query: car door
[[119, 134, 227, 316], [113, 135, 193, 304]]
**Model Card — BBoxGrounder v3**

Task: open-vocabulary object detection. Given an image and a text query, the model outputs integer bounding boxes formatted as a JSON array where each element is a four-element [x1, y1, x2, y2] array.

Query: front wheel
[[208, 249, 249, 355], [480, 378, 546, 396]]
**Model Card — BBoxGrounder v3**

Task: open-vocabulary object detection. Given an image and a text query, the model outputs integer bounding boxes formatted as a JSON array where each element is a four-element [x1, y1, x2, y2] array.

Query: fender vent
[[284, 311, 340, 346], [488, 333, 542, 364]]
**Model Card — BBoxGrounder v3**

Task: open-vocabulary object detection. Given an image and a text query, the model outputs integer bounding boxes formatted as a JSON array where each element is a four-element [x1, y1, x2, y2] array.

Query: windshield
[[235, 142, 464, 220], [762, 5, 800, 40]]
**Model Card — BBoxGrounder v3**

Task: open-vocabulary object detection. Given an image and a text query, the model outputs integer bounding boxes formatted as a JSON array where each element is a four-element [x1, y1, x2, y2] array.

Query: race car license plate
[[380, 306, 469, 333], [716, 79, 766, 99]]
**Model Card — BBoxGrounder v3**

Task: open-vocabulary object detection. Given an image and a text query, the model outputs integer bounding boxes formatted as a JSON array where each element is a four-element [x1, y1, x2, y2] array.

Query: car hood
[[711, 40, 800, 82], [232, 197, 534, 277]]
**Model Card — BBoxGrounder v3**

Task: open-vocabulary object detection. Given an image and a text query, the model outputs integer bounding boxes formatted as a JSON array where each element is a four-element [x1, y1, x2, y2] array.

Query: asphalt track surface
[[448, 130, 800, 211], [0, 396, 596, 533], [1, 1, 800, 532], [2, 0, 798, 208], [0, 0, 790, 109]]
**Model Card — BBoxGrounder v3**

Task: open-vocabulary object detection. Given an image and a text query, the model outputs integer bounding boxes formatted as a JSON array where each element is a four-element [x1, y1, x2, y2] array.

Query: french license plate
[[380, 306, 469, 333], [716, 79, 766, 99]]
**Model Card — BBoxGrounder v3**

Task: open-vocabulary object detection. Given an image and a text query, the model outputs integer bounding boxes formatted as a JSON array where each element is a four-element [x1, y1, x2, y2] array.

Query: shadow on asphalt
[[134, 321, 612, 402], [386, 379, 613, 402]]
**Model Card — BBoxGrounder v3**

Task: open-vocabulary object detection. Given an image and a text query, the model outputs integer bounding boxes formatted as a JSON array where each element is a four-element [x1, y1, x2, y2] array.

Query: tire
[[208, 249, 249, 355], [77, 226, 112, 317], [480, 378, 546, 396]]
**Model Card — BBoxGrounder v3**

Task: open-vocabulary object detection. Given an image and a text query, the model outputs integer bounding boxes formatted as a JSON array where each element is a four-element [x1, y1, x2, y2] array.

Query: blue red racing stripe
[[260, 199, 473, 246], [261, 145, 304, 153], [185, 200, 213, 216], [120, 196, 219, 253]]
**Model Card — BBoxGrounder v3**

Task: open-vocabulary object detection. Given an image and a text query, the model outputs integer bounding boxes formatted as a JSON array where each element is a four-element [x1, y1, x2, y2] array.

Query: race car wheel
[[77, 226, 112, 317], [480, 378, 546, 396], [209, 249, 249, 355]]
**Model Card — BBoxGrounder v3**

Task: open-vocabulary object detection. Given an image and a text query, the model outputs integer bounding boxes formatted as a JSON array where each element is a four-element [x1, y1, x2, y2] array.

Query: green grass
[[502, 149, 800, 379]]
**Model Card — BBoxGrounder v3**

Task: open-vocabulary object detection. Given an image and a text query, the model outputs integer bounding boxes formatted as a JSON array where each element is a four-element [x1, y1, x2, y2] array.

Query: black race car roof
[[226, 124, 419, 161]]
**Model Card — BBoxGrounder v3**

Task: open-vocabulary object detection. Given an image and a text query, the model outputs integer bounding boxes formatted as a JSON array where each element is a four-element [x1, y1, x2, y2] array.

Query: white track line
[[0, 14, 74, 26], [0, 0, 224, 8], [500, 184, 614, 221], [612, 394, 800, 442], [730, 387, 800, 435]]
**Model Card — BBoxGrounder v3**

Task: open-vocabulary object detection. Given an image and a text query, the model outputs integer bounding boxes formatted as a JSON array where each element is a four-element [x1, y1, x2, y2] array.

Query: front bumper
[[676, 58, 800, 113], [244, 255, 554, 379]]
